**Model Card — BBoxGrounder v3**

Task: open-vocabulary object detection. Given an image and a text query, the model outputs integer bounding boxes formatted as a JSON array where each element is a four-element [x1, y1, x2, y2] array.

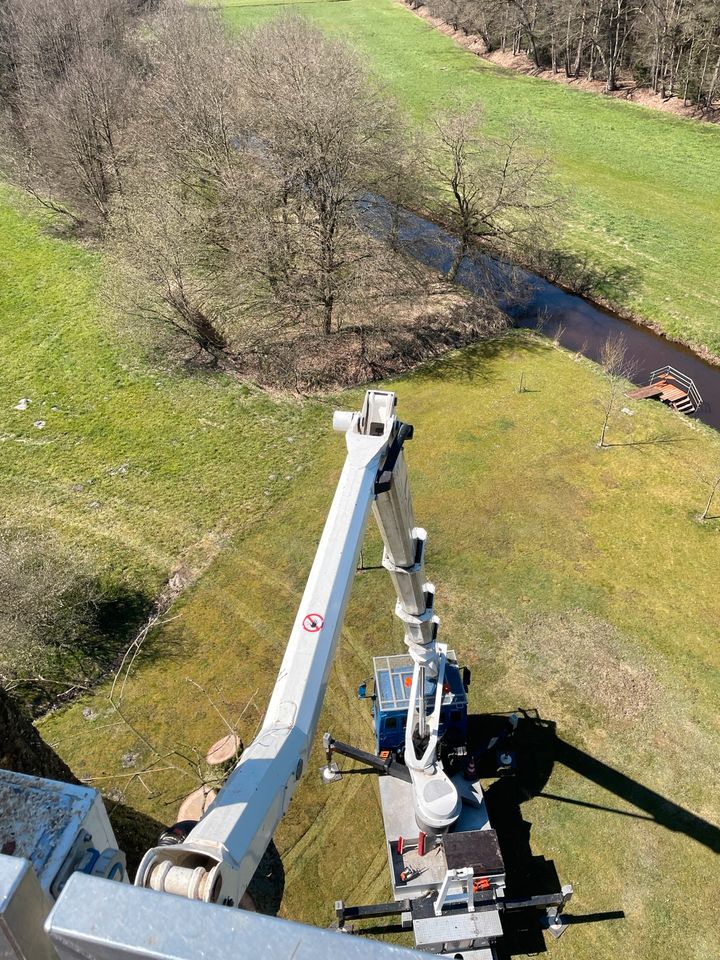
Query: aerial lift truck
[[0, 390, 571, 960]]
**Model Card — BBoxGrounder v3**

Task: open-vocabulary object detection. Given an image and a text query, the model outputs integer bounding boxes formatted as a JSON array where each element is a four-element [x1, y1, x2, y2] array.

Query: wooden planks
[[628, 379, 691, 409], [628, 383, 666, 400]]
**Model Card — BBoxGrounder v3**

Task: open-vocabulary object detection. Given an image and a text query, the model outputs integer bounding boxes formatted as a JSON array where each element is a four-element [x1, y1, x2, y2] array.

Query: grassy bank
[[222, 0, 720, 359], [0, 185, 325, 600]]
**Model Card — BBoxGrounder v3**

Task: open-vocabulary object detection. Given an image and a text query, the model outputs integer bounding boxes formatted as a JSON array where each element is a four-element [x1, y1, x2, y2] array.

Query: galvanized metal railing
[[649, 365, 703, 413]]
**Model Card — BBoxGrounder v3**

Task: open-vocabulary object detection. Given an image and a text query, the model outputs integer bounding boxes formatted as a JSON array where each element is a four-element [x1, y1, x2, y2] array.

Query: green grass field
[[36, 333, 720, 958], [1, 6, 720, 956], [221, 0, 720, 359], [0, 185, 327, 598], [9, 167, 715, 957]]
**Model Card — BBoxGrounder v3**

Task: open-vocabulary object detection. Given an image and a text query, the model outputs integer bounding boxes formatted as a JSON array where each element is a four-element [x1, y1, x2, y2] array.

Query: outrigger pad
[[543, 910, 569, 939], [320, 762, 342, 784]]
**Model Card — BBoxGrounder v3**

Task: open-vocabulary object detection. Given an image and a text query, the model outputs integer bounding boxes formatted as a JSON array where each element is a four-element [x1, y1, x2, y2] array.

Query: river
[[364, 198, 720, 432]]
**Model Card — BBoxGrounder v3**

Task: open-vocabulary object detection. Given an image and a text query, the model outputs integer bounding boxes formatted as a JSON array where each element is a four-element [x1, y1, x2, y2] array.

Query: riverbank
[[401, 1, 720, 125], [374, 198, 720, 428], [222, 0, 720, 362], [391, 196, 720, 376]]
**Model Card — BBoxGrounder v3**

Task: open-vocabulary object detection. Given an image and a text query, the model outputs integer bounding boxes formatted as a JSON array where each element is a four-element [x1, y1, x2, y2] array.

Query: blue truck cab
[[369, 651, 468, 755]]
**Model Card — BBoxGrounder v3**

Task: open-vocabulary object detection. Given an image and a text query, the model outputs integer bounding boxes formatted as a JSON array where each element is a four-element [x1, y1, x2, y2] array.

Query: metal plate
[[48, 874, 428, 960], [0, 854, 56, 960], [373, 653, 466, 712], [413, 905, 503, 950]]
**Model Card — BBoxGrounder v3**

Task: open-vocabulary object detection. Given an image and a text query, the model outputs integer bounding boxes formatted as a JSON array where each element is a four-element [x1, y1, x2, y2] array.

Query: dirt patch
[[507, 610, 660, 725], [400, 1, 720, 124], [237, 281, 511, 393]]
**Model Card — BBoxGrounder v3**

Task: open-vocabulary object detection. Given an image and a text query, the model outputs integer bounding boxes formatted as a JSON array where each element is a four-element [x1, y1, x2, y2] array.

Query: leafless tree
[[419, 0, 720, 110], [107, 171, 235, 365], [234, 16, 413, 337], [424, 111, 552, 283], [109, 12, 418, 366], [596, 333, 636, 447], [0, 0, 146, 227], [106, 2, 248, 363], [698, 468, 720, 521], [0, 527, 101, 696]]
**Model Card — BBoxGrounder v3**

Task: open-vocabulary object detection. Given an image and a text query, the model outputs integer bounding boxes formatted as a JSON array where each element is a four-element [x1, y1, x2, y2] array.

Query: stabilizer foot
[[320, 762, 342, 784]]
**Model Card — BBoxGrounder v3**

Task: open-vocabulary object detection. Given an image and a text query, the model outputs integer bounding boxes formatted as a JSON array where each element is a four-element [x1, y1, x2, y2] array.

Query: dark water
[[362, 197, 720, 431]]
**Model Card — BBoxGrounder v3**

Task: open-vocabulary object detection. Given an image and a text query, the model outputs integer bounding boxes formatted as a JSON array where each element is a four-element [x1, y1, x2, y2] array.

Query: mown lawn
[[1, 24, 719, 955], [222, 0, 720, 359], [39, 328, 720, 959], [0, 185, 325, 599]]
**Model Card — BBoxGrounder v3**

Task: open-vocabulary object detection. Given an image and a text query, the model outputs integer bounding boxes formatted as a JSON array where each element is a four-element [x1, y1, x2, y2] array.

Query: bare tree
[[424, 111, 552, 283], [109, 12, 418, 366], [698, 468, 720, 521], [107, 173, 235, 365], [0, 527, 100, 696], [105, 1, 250, 362], [0, 0, 146, 227], [418, 0, 720, 110], [596, 333, 636, 447], [234, 16, 412, 336]]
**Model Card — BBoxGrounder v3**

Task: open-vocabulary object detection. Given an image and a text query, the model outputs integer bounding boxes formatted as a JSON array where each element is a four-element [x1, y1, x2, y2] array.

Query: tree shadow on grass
[[247, 840, 285, 916], [406, 329, 548, 387], [25, 584, 185, 716], [82, 586, 153, 665], [527, 247, 642, 307], [107, 801, 165, 879], [601, 434, 698, 449]]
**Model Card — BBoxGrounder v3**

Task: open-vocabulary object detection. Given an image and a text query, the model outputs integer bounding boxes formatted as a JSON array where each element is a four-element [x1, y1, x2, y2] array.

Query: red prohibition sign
[[303, 613, 324, 633]]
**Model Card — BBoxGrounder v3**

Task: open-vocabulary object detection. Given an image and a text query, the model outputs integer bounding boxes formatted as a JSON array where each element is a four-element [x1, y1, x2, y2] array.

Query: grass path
[[222, 0, 720, 358]]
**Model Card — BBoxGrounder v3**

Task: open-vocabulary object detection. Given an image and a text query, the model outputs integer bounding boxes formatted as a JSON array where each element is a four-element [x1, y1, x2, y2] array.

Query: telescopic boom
[[136, 390, 459, 908]]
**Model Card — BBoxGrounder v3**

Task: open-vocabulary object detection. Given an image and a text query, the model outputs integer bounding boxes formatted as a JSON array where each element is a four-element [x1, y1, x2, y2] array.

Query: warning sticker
[[303, 613, 324, 633]]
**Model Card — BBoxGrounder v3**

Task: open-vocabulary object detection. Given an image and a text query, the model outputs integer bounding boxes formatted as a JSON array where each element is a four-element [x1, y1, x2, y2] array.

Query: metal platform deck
[[378, 773, 491, 900]]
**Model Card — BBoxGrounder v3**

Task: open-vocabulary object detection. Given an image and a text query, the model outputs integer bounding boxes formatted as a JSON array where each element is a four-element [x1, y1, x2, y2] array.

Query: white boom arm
[[136, 391, 459, 908]]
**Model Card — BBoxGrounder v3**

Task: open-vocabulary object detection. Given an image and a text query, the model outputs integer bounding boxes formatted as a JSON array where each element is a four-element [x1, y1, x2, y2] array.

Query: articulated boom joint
[[375, 421, 414, 494]]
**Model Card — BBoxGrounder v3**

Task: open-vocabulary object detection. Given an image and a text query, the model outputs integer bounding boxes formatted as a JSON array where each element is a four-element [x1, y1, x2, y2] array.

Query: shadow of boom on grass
[[511, 710, 720, 854], [553, 737, 720, 854], [474, 709, 717, 955]]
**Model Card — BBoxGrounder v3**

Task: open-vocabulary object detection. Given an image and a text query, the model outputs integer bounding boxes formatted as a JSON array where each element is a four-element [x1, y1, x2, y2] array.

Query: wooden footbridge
[[628, 365, 702, 415]]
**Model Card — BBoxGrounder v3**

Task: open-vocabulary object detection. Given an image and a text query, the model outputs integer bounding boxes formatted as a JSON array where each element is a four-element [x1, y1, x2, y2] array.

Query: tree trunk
[[0, 686, 78, 783], [606, 0, 623, 92], [588, 0, 604, 80], [699, 475, 720, 521], [697, 43, 711, 105], [706, 51, 720, 105], [564, 10, 573, 76], [446, 239, 468, 282], [574, 1, 588, 77]]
